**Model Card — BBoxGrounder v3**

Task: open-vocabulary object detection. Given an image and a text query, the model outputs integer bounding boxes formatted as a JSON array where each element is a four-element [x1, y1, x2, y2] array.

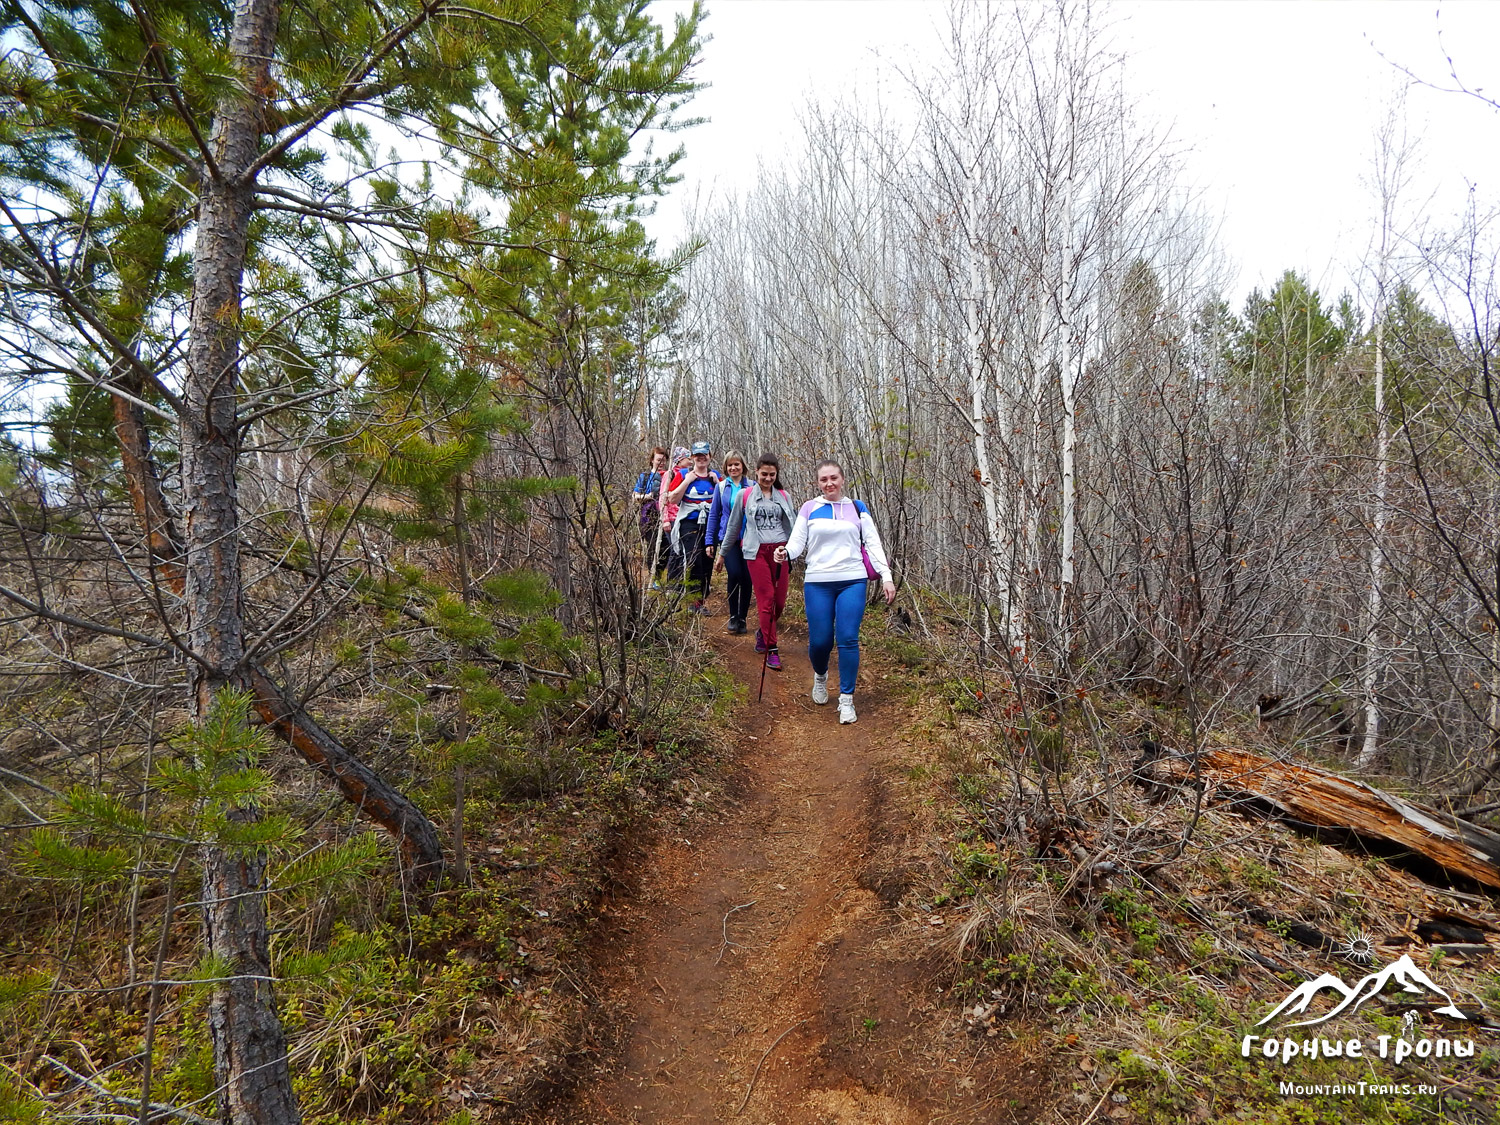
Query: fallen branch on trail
[[716, 900, 756, 965], [1183, 748, 1500, 891], [736, 1019, 807, 1115]]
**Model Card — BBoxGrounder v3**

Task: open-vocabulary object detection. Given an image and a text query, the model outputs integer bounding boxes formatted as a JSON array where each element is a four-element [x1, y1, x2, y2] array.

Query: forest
[[3, 1, 1500, 1123]]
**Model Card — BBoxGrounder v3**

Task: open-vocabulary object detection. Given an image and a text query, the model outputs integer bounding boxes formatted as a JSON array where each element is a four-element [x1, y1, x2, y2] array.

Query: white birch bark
[[1357, 105, 1411, 771]]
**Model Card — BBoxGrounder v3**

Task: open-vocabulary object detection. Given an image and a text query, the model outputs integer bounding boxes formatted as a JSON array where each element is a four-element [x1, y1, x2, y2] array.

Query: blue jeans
[[804, 579, 868, 695]]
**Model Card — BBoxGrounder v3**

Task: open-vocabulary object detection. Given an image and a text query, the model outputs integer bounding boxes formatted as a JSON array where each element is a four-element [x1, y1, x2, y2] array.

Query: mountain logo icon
[[1256, 954, 1467, 1028]]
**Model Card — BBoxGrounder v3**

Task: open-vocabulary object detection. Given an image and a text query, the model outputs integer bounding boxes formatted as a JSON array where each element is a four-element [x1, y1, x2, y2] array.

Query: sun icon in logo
[[1337, 929, 1377, 966]]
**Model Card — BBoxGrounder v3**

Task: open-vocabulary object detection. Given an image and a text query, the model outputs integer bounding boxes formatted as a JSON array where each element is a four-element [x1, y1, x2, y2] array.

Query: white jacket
[[785, 497, 892, 584]]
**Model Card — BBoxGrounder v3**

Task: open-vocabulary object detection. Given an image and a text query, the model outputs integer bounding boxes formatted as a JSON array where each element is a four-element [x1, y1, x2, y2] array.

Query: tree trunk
[[546, 356, 575, 628], [111, 362, 184, 580], [103, 248, 445, 895], [1358, 312, 1388, 770], [451, 478, 470, 885], [1055, 153, 1078, 653], [964, 154, 1019, 656], [182, 0, 300, 1120]]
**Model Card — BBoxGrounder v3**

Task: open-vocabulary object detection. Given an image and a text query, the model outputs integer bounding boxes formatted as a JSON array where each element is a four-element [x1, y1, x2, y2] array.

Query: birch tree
[[1356, 102, 1416, 769]]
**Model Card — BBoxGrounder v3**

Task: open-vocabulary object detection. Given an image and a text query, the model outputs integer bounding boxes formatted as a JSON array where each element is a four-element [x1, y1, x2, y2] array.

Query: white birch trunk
[[1358, 311, 1389, 769], [966, 165, 1015, 653], [1056, 147, 1079, 649]]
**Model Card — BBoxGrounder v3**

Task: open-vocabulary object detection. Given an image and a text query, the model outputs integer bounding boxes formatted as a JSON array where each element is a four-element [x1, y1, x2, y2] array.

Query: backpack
[[636, 470, 661, 533]]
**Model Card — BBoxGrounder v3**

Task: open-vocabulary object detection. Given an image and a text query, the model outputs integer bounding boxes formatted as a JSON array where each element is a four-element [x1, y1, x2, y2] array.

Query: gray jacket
[[722, 486, 796, 560]]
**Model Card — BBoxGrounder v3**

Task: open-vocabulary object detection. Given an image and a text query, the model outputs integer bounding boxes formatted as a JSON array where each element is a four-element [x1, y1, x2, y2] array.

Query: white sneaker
[[811, 673, 829, 705], [838, 693, 857, 724]]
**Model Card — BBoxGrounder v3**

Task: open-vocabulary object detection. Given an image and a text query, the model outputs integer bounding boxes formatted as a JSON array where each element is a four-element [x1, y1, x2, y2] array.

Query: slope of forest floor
[[510, 593, 1500, 1125], [10, 587, 1500, 1125]]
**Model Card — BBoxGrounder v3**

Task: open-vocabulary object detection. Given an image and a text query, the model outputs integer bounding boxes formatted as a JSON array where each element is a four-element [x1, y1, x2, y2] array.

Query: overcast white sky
[[643, 0, 1500, 308]]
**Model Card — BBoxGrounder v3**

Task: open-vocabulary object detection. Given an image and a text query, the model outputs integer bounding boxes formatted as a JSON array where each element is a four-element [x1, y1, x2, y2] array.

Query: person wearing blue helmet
[[665, 440, 720, 611]]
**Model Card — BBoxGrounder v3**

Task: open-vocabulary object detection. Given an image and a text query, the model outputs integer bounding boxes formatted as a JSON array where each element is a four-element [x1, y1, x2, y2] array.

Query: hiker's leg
[[831, 579, 868, 695], [681, 523, 709, 597], [773, 556, 790, 624], [725, 548, 751, 623], [665, 530, 683, 581], [749, 547, 778, 644], [803, 581, 836, 676], [643, 524, 664, 583], [692, 529, 713, 599]]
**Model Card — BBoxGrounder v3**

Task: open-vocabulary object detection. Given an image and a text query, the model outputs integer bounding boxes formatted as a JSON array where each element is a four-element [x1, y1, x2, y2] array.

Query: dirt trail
[[526, 618, 1048, 1124]]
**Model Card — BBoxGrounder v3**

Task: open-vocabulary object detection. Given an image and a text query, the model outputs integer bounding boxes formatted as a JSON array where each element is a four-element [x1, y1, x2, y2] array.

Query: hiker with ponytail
[[719, 454, 795, 670]]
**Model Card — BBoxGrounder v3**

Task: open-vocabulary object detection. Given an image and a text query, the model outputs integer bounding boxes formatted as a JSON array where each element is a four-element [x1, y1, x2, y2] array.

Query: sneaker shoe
[[723, 618, 739, 634], [755, 629, 767, 654], [838, 693, 857, 724], [765, 649, 782, 671], [729, 619, 747, 635], [690, 598, 707, 615], [811, 673, 829, 705]]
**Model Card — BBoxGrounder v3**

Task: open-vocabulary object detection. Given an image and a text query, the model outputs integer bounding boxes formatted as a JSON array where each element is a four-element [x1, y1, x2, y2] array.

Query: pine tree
[[0, 1, 702, 1119]]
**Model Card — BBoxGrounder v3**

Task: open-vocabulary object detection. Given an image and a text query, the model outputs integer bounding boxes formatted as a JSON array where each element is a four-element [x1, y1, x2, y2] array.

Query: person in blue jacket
[[705, 450, 752, 633], [631, 445, 669, 584]]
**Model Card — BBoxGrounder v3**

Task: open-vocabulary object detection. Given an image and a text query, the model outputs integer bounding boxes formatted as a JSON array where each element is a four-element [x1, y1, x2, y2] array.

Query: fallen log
[[1182, 748, 1500, 892]]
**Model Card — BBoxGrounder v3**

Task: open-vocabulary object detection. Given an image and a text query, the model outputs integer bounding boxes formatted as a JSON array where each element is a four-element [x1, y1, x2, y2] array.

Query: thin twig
[[735, 1018, 807, 1115], [716, 899, 757, 965], [139, 848, 186, 1124], [1077, 1079, 1118, 1125]]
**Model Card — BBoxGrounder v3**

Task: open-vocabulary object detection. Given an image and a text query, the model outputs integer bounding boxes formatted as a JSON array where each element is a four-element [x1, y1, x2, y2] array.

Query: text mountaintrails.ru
[[1278, 1082, 1439, 1097]]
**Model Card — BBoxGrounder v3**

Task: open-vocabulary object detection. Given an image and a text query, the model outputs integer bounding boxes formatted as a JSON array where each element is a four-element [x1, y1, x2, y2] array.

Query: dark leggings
[[678, 520, 711, 599], [722, 547, 752, 623]]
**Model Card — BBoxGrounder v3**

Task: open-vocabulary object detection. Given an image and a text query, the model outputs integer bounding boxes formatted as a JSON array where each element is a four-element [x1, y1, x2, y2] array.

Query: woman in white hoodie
[[774, 460, 895, 724]]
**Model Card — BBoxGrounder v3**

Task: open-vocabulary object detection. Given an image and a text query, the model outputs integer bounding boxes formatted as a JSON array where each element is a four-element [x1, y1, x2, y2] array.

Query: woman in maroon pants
[[718, 454, 796, 669]]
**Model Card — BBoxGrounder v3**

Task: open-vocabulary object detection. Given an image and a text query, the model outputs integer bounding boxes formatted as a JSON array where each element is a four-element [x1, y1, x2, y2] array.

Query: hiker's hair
[[814, 459, 843, 479], [648, 445, 667, 461], [756, 453, 781, 486], [722, 449, 746, 473]]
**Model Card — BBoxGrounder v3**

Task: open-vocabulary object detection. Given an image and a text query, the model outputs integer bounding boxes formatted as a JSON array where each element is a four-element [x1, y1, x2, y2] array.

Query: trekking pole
[[757, 557, 782, 703]]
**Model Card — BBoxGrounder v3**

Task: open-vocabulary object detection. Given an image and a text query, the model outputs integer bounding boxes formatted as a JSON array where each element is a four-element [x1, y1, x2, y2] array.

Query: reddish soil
[[523, 615, 1050, 1124]]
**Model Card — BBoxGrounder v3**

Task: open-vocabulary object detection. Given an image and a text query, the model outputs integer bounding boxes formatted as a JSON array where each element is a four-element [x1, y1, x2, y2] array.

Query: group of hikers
[[631, 443, 896, 725]]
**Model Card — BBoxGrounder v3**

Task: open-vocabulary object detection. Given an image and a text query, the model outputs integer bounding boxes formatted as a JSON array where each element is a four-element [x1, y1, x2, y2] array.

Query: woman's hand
[[882, 579, 896, 605], [713, 555, 725, 573], [773, 546, 788, 564], [705, 544, 715, 558]]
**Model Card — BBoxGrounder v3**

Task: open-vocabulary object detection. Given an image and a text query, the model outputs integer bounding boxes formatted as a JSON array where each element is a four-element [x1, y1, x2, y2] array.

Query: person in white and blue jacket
[[705, 450, 752, 633], [664, 441, 720, 610], [775, 459, 895, 725]]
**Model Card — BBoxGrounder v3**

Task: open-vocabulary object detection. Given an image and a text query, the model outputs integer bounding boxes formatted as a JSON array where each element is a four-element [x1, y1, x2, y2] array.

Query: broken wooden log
[[1175, 748, 1500, 892], [1417, 918, 1489, 944], [1428, 944, 1494, 958]]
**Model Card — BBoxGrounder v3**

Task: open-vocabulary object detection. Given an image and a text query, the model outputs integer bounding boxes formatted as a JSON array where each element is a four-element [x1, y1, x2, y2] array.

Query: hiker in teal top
[[706, 450, 752, 633]]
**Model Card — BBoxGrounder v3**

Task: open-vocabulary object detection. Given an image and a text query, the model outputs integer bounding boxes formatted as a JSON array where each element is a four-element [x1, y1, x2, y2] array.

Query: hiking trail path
[[524, 618, 1049, 1124]]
